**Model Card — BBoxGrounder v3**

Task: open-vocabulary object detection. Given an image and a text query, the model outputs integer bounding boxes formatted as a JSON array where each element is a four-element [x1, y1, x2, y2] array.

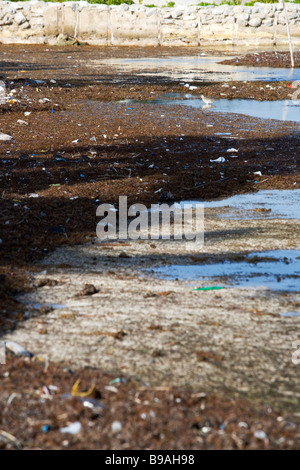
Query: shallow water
[[96, 55, 300, 83], [145, 94, 300, 123], [149, 249, 300, 291], [280, 312, 300, 317], [181, 189, 300, 220]]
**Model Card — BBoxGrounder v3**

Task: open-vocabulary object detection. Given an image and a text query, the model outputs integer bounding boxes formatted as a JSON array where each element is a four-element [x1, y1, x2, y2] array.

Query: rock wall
[[0, 1, 300, 46]]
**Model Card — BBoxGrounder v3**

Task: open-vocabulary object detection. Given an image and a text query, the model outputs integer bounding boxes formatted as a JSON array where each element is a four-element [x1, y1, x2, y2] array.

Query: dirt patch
[[0, 355, 299, 450], [221, 51, 300, 69]]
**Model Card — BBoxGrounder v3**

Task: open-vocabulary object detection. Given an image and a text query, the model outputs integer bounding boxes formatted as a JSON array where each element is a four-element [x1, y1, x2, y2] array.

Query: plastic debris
[[111, 421, 122, 434], [0, 133, 13, 141], [42, 425, 51, 432], [226, 148, 238, 153], [105, 385, 118, 394], [254, 430, 267, 440], [201, 426, 211, 434], [60, 421, 82, 435], [210, 157, 226, 163], [110, 377, 121, 385], [254, 171, 262, 176], [71, 379, 98, 398], [238, 421, 249, 428], [193, 287, 224, 291], [4, 340, 34, 358], [17, 119, 29, 126]]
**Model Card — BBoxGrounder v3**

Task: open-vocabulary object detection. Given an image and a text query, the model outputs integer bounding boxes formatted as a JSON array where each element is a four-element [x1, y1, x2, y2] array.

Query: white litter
[[111, 421, 122, 434], [60, 422, 82, 435], [0, 133, 13, 141], [254, 430, 267, 440]]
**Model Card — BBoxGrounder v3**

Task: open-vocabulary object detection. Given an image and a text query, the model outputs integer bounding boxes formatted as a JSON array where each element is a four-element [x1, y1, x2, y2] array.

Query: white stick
[[273, 10, 278, 45], [157, 9, 161, 46], [282, 0, 294, 68]]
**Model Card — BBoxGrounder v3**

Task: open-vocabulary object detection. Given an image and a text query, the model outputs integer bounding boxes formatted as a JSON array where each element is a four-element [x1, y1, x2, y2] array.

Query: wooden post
[[273, 10, 278, 45], [282, 0, 294, 68], [157, 9, 161, 46], [197, 12, 201, 46]]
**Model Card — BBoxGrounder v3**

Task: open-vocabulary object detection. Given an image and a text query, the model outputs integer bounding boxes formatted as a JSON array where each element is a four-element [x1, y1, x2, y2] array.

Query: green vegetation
[[220, 0, 241, 4]]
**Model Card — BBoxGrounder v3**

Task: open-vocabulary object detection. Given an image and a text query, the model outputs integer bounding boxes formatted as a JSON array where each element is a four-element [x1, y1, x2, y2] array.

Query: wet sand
[[0, 45, 300, 450]]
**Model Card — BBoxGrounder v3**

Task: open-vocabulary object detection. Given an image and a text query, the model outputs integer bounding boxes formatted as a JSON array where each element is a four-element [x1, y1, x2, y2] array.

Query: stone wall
[[0, 1, 299, 46]]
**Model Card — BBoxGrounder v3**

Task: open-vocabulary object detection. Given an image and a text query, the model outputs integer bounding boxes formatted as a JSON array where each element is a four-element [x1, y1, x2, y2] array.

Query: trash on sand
[[42, 425, 51, 432], [105, 385, 118, 394], [71, 379, 98, 398], [254, 171, 262, 176], [254, 430, 267, 440], [110, 377, 121, 385], [193, 286, 224, 291], [17, 119, 28, 126], [210, 157, 226, 163], [111, 421, 122, 434], [4, 341, 34, 358], [226, 148, 238, 153], [60, 421, 82, 435], [0, 133, 13, 141], [82, 398, 104, 412], [238, 421, 249, 428]]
